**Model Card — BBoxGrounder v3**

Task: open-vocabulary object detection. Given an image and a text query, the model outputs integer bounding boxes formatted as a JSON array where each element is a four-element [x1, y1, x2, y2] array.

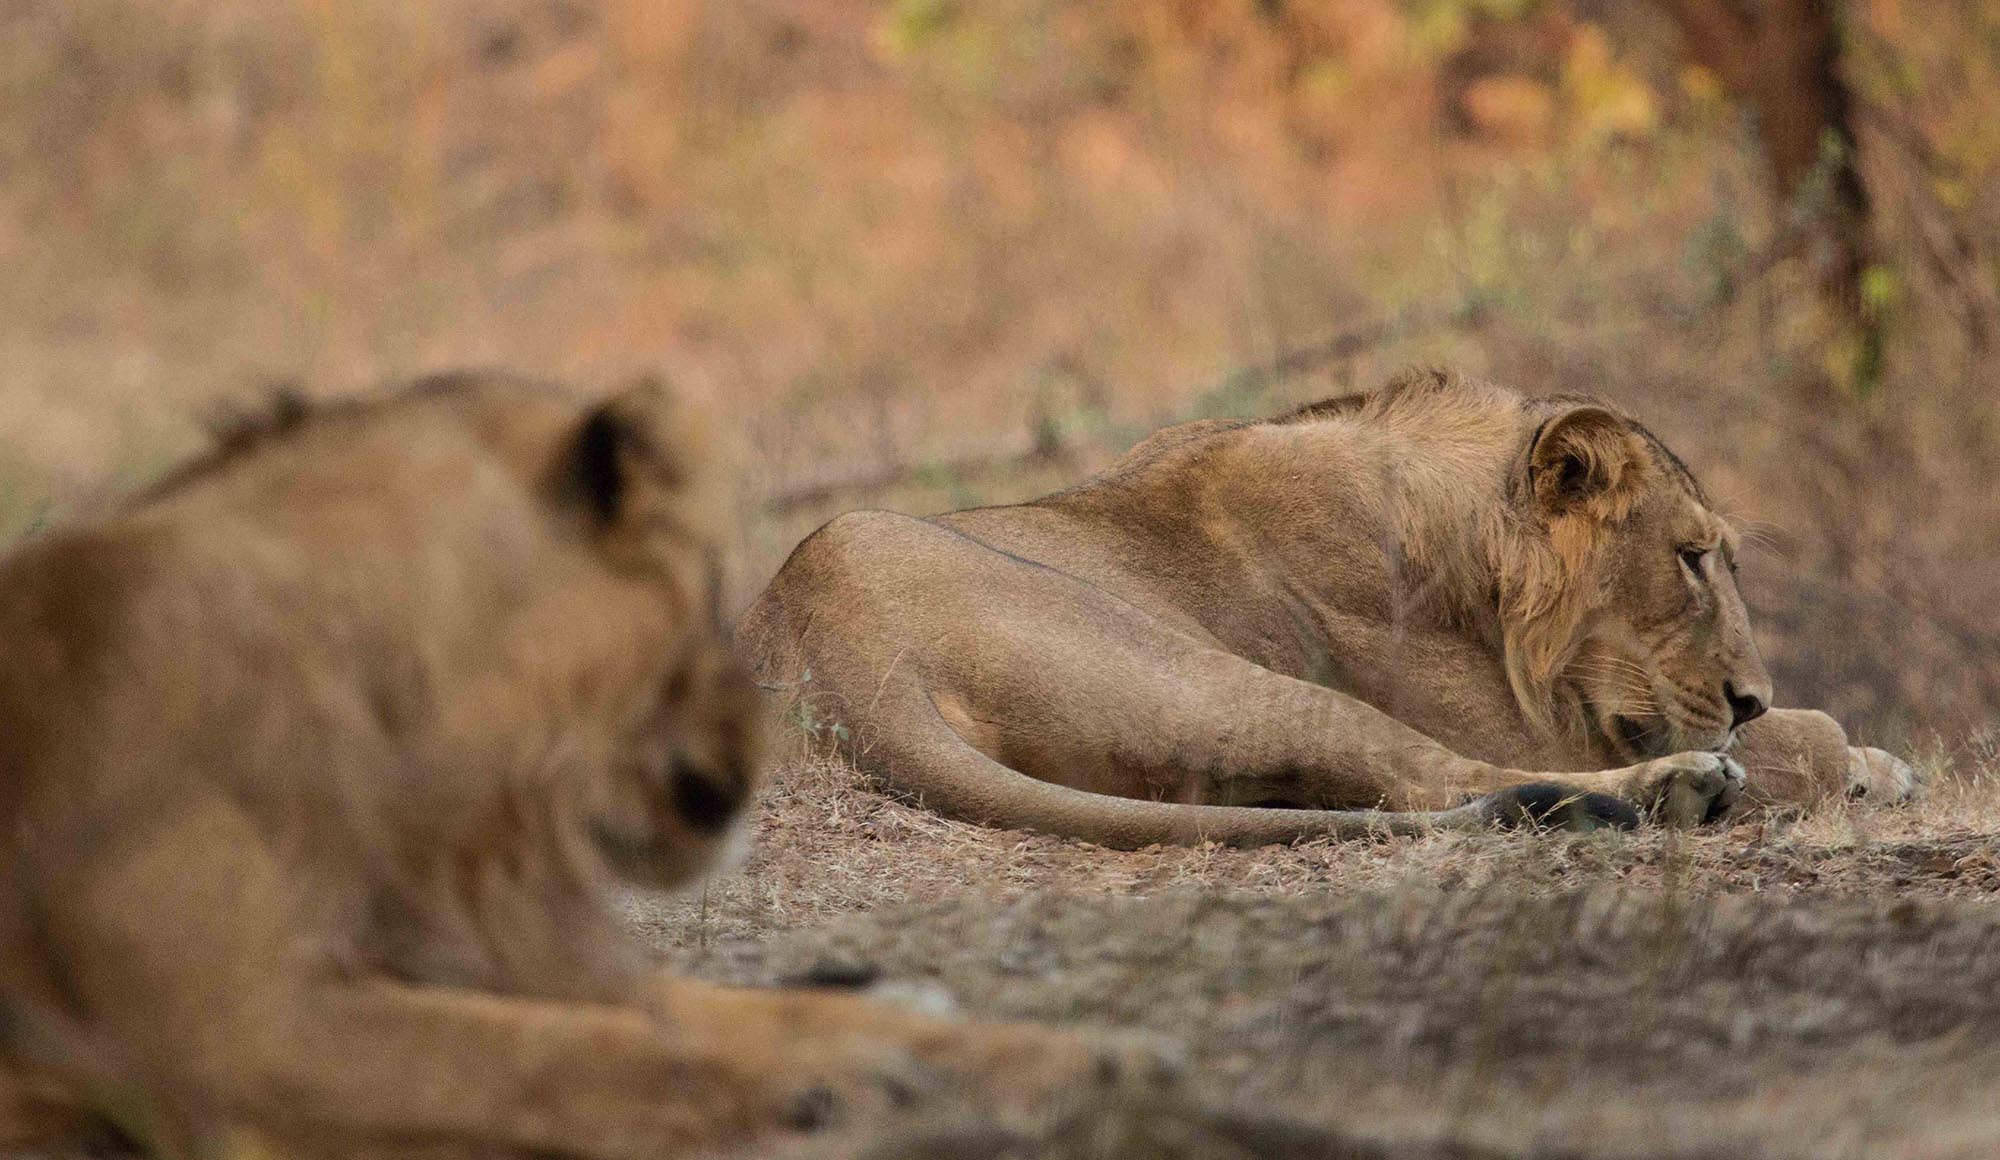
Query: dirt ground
[[617, 753, 2000, 1159]]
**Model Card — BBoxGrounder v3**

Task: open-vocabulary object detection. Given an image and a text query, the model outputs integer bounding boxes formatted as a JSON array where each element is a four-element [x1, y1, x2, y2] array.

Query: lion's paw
[[765, 1043, 954, 1134], [1628, 751, 1744, 827], [1847, 746, 1921, 804], [937, 1023, 1183, 1113], [777, 1022, 1179, 1135]]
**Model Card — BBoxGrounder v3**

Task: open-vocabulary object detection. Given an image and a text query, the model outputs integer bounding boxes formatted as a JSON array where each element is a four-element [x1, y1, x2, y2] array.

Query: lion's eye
[[1677, 546, 1709, 578]]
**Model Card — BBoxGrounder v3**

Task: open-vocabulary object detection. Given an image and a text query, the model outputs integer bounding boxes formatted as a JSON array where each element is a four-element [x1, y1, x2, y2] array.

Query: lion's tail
[[845, 681, 1514, 850]]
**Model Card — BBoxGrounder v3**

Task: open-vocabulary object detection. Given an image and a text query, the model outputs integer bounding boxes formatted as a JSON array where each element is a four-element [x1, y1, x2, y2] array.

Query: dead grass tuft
[[621, 750, 2000, 955]]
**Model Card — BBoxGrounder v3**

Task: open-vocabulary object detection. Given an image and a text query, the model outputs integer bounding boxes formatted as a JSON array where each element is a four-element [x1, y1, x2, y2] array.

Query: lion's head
[[1495, 397, 1772, 762], [119, 372, 762, 893]]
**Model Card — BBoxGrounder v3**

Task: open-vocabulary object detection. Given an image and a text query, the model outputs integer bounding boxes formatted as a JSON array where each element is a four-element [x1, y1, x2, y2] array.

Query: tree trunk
[[1664, 0, 1871, 320]]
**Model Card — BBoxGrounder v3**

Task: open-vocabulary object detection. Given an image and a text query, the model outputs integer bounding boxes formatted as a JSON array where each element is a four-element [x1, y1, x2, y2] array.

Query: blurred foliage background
[[0, 0, 1994, 747]]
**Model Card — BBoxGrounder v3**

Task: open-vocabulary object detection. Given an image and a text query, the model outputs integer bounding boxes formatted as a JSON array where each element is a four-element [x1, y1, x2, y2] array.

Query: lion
[[742, 369, 1916, 849], [0, 373, 1136, 1157]]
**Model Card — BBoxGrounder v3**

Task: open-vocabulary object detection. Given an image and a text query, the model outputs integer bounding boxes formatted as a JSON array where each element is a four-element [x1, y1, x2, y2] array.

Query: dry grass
[[615, 750, 2000, 1159], [724, 884, 2000, 1159], [624, 749, 2000, 955]]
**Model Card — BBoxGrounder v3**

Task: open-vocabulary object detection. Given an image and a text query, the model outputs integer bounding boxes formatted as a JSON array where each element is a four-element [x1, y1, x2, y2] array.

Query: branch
[[761, 439, 1074, 515], [760, 304, 1479, 515]]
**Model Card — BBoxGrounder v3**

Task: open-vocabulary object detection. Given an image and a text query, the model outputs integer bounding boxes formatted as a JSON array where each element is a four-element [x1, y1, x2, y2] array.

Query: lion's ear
[[563, 377, 716, 532], [1526, 405, 1645, 522]]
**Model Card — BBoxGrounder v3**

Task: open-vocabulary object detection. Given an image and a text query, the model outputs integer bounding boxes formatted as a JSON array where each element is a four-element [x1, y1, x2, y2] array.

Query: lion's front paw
[[1847, 746, 1920, 804], [770, 1018, 1178, 1136], [759, 1041, 956, 1135], [922, 1022, 1182, 1115], [1626, 752, 1745, 827]]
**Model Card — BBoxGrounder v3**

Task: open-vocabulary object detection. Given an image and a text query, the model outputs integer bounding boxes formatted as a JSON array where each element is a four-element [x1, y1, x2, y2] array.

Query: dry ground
[[616, 753, 2000, 1159]]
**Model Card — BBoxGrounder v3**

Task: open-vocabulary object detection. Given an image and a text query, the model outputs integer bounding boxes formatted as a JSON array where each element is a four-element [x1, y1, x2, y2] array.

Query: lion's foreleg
[[47, 804, 914, 1159], [221, 975, 1149, 1157], [215, 975, 1072, 1158], [635, 974, 1150, 1118], [1550, 709, 1919, 820]]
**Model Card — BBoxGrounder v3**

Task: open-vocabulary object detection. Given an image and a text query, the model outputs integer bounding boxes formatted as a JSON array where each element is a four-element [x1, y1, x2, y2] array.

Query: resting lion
[[743, 370, 1916, 849], [0, 373, 1128, 1157]]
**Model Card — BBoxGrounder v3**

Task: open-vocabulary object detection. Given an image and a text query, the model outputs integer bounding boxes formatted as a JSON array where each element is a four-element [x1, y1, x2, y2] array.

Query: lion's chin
[[1607, 712, 1732, 760], [590, 820, 692, 890], [1608, 712, 1664, 758], [589, 817, 748, 893]]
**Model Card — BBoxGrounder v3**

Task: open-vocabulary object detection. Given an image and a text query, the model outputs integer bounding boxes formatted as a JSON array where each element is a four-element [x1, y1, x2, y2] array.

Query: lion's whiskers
[[1564, 657, 1664, 715]]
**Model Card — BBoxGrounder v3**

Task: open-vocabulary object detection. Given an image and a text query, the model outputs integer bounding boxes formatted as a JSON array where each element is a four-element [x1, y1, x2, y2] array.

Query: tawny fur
[[742, 369, 1911, 849], [0, 373, 1114, 1158]]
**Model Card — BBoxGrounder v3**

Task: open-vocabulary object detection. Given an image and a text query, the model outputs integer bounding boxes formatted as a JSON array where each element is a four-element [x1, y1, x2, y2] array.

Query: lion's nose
[[1724, 681, 1768, 729], [668, 755, 749, 835]]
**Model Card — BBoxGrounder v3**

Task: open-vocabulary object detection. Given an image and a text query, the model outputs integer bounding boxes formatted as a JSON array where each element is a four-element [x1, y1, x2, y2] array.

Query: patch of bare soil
[[619, 756, 2000, 1159]]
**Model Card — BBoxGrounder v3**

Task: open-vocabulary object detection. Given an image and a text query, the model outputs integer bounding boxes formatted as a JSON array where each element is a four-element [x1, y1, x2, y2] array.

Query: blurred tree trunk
[[1663, 1, 1873, 332], [1665, 0, 1893, 592]]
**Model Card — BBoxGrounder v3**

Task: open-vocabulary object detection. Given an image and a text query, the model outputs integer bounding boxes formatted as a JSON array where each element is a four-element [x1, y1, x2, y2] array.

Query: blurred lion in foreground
[[0, 374, 1128, 1157], [745, 369, 1917, 848]]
